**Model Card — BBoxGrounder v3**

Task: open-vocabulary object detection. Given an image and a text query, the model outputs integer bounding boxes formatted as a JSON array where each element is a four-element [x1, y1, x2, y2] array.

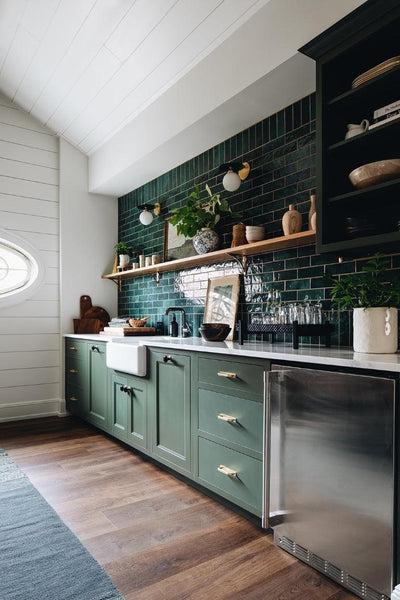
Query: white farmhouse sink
[[106, 340, 147, 376]]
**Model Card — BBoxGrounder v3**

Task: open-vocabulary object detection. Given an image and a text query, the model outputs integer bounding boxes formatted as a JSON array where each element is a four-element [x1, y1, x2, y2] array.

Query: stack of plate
[[352, 55, 400, 88]]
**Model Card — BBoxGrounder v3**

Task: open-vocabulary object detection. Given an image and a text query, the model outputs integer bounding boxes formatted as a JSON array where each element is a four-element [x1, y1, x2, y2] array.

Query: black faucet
[[165, 307, 190, 337]]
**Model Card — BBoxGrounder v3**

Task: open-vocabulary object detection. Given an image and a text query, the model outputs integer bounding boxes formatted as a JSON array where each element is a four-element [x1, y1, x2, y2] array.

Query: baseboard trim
[[0, 398, 63, 422]]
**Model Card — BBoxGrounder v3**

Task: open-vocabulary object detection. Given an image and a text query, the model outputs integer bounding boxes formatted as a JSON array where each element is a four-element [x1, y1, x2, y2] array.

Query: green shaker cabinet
[[65, 338, 88, 417], [148, 348, 191, 476], [110, 370, 147, 451], [192, 353, 267, 517], [65, 337, 268, 519], [86, 342, 109, 431]]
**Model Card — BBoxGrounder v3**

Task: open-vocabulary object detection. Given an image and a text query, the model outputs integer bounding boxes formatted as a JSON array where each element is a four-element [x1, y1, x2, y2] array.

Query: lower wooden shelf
[[102, 230, 316, 282]]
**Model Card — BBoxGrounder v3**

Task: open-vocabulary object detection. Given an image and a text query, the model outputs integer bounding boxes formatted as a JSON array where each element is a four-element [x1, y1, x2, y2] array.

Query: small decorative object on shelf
[[282, 204, 302, 235], [245, 225, 265, 243], [231, 222, 247, 247], [344, 119, 369, 139], [308, 194, 316, 230]]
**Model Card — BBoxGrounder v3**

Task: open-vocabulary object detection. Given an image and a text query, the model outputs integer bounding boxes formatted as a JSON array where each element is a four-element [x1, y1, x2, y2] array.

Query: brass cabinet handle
[[69, 369, 78, 373], [163, 355, 174, 363], [69, 396, 78, 402], [218, 465, 237, 477], [69, 346, 77, 351], [218, 413, 238, 424], [217, 371, 237, 379]]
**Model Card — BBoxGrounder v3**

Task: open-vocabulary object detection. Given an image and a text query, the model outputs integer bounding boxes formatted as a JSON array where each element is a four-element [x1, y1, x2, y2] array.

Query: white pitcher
[[345, 119, 369, 139]]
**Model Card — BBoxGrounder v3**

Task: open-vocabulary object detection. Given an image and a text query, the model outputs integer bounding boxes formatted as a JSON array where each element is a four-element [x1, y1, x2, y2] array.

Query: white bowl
[[245, 225, 265, 243], [349, 159, 400, 189]]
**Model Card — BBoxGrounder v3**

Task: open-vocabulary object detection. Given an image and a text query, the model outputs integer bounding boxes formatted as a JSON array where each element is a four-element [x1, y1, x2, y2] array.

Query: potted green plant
[[169, 184, 241, 254], [114, 241, 131, 268], [330, 253, 400, 353]]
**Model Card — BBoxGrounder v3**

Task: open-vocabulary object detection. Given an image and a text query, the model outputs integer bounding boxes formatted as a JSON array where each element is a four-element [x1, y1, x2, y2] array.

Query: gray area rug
[[0, 449, 125, 600]]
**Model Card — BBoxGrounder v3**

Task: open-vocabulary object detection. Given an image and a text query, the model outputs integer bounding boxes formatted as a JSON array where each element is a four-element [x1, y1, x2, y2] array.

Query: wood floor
[[0, 416, 359, 600]]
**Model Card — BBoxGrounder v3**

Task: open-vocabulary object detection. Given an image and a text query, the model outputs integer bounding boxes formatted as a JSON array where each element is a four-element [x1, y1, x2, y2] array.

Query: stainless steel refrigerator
[[264, 366, 397, 600]]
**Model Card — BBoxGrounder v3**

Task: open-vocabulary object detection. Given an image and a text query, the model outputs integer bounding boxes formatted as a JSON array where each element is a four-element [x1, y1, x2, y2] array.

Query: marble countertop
[[65, 333, 400, 373]]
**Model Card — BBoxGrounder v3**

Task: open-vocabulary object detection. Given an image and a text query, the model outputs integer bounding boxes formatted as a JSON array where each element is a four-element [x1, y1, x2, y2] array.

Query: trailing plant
[[169, 184, 242, 238], [330, 253, 400, 310]]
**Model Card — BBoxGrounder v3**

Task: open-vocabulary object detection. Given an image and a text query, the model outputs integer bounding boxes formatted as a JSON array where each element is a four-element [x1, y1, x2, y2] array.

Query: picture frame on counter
[[163, 218, 196, 261], [204, 275, 240, 341]]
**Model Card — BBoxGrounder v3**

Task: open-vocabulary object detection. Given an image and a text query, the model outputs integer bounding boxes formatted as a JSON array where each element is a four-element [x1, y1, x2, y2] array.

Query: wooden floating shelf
[[102, 230, 316, 282]]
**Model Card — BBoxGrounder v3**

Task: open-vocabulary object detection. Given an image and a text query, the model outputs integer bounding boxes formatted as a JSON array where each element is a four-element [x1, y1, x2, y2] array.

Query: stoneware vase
[[353, 307, 398, 353], [282, 204, 302, 235], [308, 194, 316, 230], [193, 228, 219, 254]]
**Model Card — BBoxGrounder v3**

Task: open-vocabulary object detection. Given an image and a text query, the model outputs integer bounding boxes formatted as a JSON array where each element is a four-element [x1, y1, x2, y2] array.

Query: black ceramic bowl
[[199, 322, 231, 342]]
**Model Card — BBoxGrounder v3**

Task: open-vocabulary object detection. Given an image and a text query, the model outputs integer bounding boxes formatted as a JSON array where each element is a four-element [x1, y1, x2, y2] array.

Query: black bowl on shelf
[[199, 323, 231, 342]]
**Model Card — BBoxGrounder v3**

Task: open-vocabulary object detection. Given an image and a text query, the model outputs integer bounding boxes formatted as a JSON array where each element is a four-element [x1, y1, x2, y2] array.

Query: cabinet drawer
[[65, 338, 86, 359], [65, 357, 87, 388], [198, 437, 262, 514], [65, 384, 85, 414], [198, 357, 264, 398], [198, 389, 262, 453]]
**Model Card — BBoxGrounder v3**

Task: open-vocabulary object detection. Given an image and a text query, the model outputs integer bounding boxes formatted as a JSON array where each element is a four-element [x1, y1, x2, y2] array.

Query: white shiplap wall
[[0, 93, 60, 421]]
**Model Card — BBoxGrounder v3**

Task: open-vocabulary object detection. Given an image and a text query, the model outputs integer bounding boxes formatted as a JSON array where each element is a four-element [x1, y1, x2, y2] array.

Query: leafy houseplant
[[169, 184, 242, 254], [330, 253, 400, 353], [114, 241, 132, 268]]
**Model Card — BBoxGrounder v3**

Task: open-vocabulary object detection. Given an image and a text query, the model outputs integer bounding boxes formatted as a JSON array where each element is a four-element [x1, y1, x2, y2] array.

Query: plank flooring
[[0, 416, 359, 600]]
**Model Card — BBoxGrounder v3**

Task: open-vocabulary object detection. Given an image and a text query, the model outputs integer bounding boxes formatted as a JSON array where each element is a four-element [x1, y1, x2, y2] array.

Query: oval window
[[0, 231, 44, 307]]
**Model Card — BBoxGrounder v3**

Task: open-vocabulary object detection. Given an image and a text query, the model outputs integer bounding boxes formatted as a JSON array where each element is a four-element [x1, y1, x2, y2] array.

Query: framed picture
[[163, 219, 196, 261], [204, 275, 240, 341]]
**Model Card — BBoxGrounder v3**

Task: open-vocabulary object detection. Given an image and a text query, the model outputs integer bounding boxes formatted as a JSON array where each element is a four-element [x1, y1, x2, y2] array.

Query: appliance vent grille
[[276, 535, 389, 600]]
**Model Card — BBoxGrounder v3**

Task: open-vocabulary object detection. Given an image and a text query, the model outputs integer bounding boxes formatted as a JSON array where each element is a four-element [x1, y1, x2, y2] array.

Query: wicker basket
[[128, 317, 149, 328]]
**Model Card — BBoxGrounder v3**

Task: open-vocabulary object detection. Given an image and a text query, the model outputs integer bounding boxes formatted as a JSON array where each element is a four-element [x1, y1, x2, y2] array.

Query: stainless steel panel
[[265, 367, 395, 597]]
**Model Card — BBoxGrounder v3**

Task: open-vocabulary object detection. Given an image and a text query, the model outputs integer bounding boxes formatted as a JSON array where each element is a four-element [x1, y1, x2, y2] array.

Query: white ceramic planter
[[353, 307, 398, 353], [119, 254, 130, 267]]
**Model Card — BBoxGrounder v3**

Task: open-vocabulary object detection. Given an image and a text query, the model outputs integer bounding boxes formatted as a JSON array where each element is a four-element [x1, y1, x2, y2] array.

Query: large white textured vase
[[353, 307, 398, 353]]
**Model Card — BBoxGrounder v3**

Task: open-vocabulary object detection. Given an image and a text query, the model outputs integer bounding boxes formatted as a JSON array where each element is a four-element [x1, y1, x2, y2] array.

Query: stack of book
[[369, 99, 400, 130]]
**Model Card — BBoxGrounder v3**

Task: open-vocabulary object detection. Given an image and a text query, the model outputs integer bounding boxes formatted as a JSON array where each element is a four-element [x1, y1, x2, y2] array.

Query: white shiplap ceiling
[[0, 0, 270, 156], [0, 0, 367, 195]]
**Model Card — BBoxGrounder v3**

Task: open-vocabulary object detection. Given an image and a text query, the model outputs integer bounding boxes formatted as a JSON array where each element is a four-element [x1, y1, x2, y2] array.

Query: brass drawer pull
[[69, 369, 78, 373], [218, 465, 237, 477], [69, 346, 78, 351], [69, 396, 78, 402], [218, 413, 237, 424], [217, 371, 237, 379]]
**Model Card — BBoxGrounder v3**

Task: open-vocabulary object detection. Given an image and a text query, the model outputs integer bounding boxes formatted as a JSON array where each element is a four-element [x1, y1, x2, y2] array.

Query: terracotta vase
[[231, 223, 247, 247], [308, 194, 316, 230], [282, 204, 302, 236]]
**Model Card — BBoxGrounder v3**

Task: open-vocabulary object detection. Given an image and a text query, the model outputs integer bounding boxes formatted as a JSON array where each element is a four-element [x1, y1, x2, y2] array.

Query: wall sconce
[[138, 202, 161, 225], [220, 162, 250, 192]]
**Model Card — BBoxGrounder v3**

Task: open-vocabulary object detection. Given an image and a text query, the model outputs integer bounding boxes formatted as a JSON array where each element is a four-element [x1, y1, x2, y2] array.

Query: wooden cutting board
[[101, 327, 157, 336], [73, 318, 103, 334]]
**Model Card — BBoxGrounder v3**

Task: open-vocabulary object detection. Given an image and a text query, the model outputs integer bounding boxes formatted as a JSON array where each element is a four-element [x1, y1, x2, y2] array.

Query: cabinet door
[[110, 371, 148, 450], [87, 343, 109, 431], [149, 349, 191, 474], [110, 371, 129, 441]]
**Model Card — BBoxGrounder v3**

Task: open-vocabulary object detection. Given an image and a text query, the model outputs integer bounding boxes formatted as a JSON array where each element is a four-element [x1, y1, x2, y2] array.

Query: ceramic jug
[[345, 119, 369, 139]]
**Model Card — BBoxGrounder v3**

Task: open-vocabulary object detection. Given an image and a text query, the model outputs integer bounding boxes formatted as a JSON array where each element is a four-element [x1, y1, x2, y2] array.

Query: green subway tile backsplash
[[117, 93, 400, 347]]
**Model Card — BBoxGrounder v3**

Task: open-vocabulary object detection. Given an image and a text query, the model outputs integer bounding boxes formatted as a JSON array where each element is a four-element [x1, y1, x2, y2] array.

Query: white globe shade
[[139, 209, 153, 225], [222, 170, 241, 192]]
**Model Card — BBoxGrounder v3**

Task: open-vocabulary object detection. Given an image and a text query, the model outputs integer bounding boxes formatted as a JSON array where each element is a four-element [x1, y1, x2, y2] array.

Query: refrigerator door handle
[[262, 370, 271, 528]]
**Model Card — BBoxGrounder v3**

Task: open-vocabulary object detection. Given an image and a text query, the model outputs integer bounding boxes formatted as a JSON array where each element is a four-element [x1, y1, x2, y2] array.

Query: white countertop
[[65, 334, 400, 373]]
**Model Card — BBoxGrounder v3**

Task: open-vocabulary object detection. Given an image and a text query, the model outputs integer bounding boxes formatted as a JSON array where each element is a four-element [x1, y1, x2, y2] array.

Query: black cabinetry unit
[[300, 0, 400, 254]]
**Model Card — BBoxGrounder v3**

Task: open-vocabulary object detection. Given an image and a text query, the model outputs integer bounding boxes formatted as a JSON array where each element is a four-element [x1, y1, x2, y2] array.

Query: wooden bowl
[[199, 323, 231, 342], [129, 317, 149, 327], [349, 159, 400, 189]]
